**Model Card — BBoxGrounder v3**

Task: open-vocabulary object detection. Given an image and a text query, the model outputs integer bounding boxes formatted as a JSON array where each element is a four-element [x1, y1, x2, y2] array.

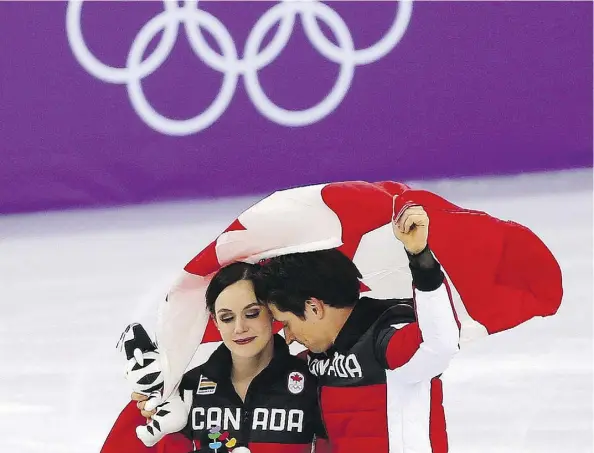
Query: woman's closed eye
[[219, 314, 234, 323], [245, 309, 261, 319]]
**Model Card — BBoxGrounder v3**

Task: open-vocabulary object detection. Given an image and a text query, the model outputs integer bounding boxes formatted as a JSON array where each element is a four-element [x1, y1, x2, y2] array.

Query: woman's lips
[[233, 337, 256, 345]]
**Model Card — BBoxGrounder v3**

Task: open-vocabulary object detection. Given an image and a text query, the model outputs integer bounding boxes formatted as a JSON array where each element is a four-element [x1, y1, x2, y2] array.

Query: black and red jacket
[[308, 249, 461, 453]]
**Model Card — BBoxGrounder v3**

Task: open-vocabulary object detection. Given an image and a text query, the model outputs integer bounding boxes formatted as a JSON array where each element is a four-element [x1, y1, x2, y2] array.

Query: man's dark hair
[[252, 249, 362, 318], [205, 262, 257, 314]]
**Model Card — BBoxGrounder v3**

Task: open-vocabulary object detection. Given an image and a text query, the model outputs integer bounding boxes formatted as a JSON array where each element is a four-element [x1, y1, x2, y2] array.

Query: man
[[253, 204, 460, 453]]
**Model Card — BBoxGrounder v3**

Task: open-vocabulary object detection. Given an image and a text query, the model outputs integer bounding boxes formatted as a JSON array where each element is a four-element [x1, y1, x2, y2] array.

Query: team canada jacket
[[308, 247, 461, 453], [177, 333, 326, 453], [102, 334, 326, 453]]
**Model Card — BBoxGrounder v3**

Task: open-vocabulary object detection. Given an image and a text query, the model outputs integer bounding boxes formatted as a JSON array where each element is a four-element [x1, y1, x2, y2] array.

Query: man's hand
[[392, 202, 429, 255]]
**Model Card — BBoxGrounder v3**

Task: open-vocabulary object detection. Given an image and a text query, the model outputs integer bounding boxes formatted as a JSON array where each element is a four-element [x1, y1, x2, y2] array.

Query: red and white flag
[[156, 180, 563, 400]]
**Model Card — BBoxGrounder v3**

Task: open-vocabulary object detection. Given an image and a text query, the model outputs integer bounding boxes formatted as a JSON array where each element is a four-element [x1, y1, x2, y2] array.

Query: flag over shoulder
[[156, 180, 562, 401]]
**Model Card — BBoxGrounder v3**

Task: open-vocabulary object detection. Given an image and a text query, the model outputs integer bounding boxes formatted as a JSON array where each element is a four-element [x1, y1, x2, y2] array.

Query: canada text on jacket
[[308, 352, 363, 378], [192, 407, 304, 432]]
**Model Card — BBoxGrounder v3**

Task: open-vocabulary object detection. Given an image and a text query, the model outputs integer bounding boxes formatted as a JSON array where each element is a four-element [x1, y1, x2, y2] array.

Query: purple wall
[[0, 1, 591, 214]]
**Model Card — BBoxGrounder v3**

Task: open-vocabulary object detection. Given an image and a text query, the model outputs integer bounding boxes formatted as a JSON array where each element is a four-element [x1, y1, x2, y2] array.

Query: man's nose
[[284, 327, 296, 345]]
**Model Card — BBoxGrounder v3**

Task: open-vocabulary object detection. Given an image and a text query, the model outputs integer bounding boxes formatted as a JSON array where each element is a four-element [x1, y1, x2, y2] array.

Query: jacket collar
[[202, 333, 291, 383], [331, 297, 414, 352]]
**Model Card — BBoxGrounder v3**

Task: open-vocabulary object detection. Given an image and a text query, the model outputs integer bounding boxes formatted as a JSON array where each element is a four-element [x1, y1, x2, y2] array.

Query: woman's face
[[213, 280, 273, 358]]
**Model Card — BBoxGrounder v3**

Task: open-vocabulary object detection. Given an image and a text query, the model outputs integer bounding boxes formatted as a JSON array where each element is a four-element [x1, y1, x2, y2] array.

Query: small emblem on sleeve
[[197, 375, 217, 395]]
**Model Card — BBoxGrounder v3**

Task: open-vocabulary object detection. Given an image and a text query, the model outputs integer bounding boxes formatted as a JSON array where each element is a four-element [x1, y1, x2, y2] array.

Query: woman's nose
[[234, 318, 248, 334]]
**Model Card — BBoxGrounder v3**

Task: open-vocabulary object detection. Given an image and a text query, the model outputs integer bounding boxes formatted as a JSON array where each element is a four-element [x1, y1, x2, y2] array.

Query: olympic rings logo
[[66, 0, 412, 136]]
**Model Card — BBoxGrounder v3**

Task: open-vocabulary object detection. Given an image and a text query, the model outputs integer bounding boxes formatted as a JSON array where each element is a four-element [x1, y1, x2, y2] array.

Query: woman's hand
[[131, 392, 157, 420]]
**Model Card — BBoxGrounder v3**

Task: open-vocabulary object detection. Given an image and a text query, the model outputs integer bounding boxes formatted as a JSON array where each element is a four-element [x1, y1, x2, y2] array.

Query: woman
[[102, 262, 326, 453]]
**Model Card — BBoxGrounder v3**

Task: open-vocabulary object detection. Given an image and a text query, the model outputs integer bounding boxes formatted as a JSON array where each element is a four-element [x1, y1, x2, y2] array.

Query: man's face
[[268, 303, 331, 353]]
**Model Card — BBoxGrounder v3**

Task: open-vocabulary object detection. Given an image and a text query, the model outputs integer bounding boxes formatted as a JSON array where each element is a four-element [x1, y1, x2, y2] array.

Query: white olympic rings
[[66, 0, 413, 136]]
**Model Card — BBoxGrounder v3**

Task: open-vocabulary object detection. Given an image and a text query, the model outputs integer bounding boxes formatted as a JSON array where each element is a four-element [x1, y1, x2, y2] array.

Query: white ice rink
[[0, 169, 592, 453]]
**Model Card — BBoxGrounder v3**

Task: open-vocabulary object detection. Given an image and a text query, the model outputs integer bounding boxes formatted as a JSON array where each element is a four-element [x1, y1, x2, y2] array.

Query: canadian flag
[[155, 180, 563, 400]]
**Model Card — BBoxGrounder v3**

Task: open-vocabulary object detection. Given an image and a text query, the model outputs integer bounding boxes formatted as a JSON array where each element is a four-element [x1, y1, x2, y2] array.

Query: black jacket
[[179, 334, 325, 453]]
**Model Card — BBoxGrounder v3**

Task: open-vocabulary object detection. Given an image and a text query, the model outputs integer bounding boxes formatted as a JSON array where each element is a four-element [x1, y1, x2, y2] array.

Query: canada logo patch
[[287, 371, 305, 394]]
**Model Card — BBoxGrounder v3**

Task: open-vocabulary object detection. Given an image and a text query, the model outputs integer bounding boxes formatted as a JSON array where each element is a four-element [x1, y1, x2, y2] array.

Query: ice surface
[[0, 169, 591, 452]]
